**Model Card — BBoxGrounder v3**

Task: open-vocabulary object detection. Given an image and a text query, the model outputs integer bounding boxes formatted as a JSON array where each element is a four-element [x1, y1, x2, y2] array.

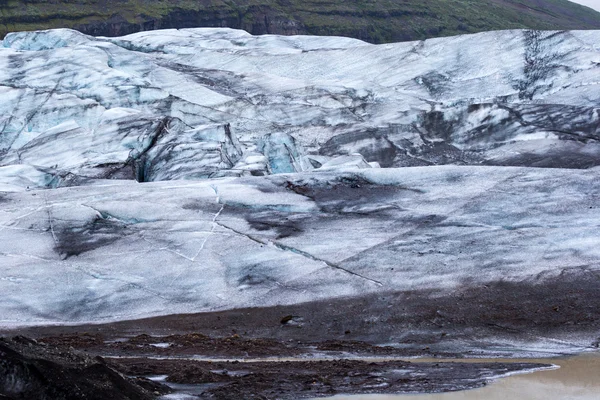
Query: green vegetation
[[2, 0, 600, 42]]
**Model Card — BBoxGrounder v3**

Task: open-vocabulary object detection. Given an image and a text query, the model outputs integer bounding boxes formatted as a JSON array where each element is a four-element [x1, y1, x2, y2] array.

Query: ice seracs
[[1, 28, 600, 186]]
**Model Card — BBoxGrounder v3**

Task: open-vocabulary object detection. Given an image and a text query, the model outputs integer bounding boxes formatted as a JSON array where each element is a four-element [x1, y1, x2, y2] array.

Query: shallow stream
[[323, 352, 600, 400]]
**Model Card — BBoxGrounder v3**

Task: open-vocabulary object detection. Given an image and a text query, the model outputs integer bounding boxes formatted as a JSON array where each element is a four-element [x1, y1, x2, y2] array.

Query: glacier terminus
[[0, 27, 599, 400]]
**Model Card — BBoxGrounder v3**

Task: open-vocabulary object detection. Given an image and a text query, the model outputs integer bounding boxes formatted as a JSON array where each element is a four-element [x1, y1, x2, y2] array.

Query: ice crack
[[213, 219, 383, 287], [44, 194, 58, 245]]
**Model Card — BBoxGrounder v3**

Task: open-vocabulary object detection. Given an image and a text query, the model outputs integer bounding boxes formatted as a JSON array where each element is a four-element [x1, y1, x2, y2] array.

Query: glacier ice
[[0, 28, 599, 336], [1, 28, 600, 185], [0, 166, 598, 327]]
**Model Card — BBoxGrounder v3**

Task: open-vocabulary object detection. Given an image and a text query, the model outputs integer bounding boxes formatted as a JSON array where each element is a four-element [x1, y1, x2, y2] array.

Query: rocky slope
[[2, 0, 600, 43], [0, 336, 167, 400]]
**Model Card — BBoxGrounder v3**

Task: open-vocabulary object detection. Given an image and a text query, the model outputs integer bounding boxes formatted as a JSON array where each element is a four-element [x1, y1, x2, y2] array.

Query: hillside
[[2, 0, 600, 42]]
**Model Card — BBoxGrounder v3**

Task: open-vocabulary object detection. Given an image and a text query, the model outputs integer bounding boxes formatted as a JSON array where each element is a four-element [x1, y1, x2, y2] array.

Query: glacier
[[1, 28, 600, 184], [0, 28, 599, 354], [1, 166, 599, 326]]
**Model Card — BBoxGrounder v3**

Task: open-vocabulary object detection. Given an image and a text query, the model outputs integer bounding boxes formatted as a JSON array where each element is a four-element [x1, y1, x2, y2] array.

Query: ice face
[[1, 28, 600, 186], [0, 165, 60, 191], [3, 29, 94, 51]]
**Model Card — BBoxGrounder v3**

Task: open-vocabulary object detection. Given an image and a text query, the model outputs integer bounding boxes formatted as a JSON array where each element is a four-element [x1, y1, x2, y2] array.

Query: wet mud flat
[[0, 335, 551, 400], [325, 353, 600, 400], [115, 357, 552, 399]]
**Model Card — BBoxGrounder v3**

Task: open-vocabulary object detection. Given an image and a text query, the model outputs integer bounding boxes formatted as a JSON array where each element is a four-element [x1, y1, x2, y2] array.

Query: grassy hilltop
[[2, 0, 600, 43]]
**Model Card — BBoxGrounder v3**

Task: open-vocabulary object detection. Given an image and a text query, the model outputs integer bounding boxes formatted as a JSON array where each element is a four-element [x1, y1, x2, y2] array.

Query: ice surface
[[0, 165, 60, 191], [0, 166, 598, 326], [1, 28, 600, 184]]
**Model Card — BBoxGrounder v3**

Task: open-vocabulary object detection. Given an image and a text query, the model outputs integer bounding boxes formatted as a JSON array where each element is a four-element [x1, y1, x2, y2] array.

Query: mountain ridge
[[2, 0, 600, 43]]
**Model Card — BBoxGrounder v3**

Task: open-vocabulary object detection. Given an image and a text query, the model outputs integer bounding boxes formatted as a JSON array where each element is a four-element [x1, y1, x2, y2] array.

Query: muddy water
[[323, 353, 600, 400]]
